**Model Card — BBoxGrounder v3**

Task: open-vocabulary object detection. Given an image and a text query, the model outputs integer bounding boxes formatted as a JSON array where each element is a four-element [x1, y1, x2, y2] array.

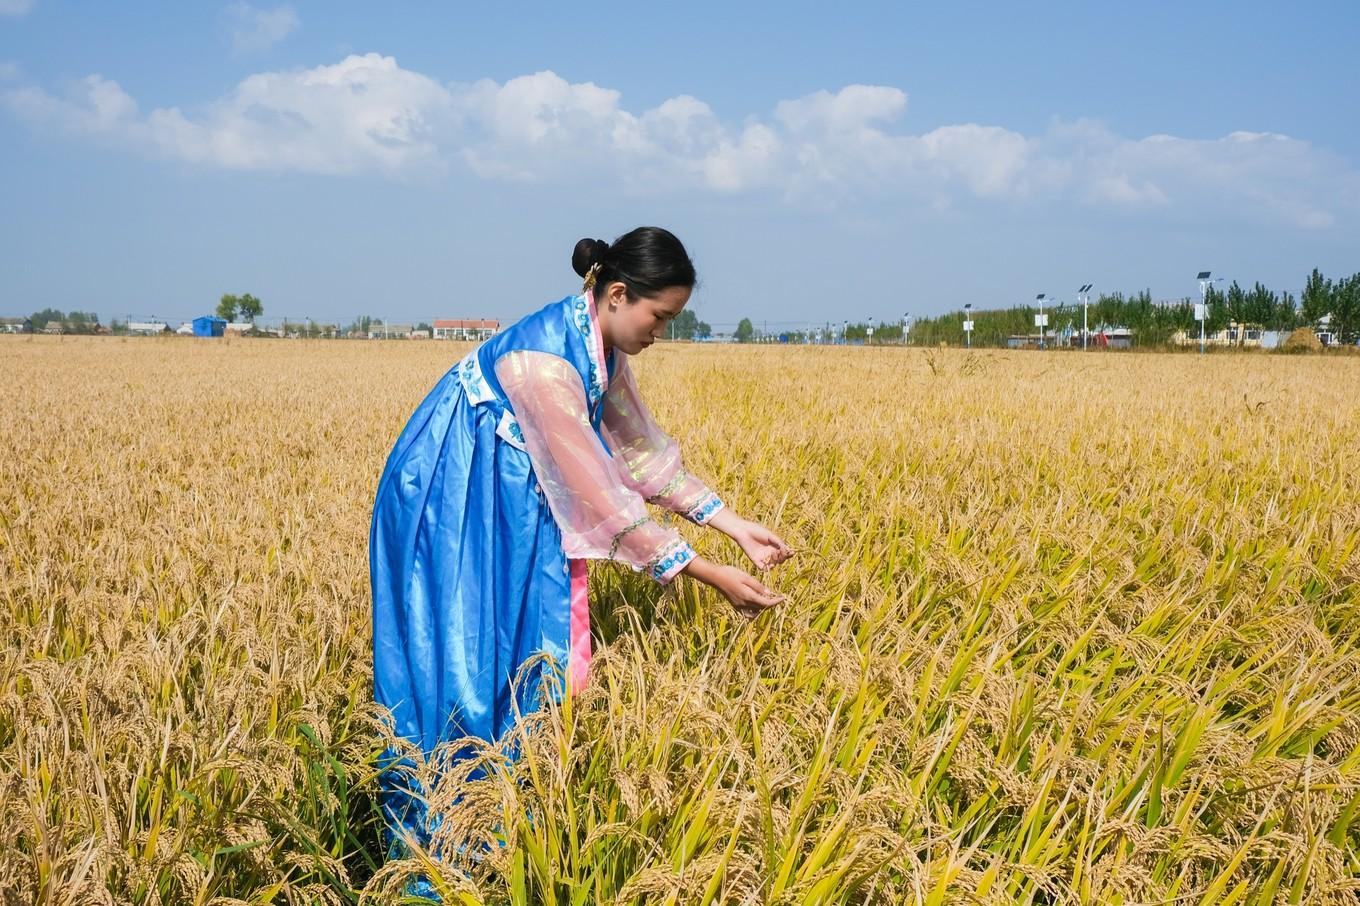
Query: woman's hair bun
[[571, 237, 610, 278]]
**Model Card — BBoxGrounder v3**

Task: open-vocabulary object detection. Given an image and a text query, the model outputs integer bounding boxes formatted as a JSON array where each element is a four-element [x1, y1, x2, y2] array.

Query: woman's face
[[598, 282, 691, 355]]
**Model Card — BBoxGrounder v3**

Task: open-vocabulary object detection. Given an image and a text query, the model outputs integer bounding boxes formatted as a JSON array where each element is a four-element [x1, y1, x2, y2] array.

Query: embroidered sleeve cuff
[[685, 492, 725, 526], [648, 539, 696, 584]]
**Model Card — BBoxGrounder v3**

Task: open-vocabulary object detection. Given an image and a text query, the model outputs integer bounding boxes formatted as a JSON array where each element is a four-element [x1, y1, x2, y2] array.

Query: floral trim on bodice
[[572, 292, 609, 412], [460, 348, 528, 453], [496, 410, 527, 451], [458, 350, 498, 405]]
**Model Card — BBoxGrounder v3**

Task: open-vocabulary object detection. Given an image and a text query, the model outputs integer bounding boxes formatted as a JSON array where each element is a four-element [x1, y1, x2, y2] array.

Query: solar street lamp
[[963, 303, 973, 349], [1078, 284, 1093, 350], [1196, 271, 1223, 355], [1035, 294, 1049, 349]]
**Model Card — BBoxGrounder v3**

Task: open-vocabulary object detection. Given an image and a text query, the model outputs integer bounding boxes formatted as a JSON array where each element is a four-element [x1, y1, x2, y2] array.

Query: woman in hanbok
[[369, 226, 793, 856]]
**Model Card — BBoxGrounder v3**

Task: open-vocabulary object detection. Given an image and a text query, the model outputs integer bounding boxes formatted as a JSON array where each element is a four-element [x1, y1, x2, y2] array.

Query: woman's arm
[[497, 350, 786, 611], [600, 353, 794, 571], [498, 350, 693, 582], [600, 353, 724, 525]]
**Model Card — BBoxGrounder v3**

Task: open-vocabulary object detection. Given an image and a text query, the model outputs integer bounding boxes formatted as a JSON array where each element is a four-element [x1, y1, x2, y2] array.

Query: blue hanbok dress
[[369, 289, 725, 852]]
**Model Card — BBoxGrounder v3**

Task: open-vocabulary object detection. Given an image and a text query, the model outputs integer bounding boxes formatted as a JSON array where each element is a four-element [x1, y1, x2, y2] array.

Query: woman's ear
[[604, 281, 627, 309]]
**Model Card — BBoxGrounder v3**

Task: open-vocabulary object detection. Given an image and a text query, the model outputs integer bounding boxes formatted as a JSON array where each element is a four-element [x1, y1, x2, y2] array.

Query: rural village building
[[1168, 323, 1288, 349], [433, 319, 500, 340], [128, 321, 172, 335]]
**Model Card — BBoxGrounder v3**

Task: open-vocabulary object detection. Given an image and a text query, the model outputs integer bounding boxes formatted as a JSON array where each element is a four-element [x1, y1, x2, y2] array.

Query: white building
[[128, 321, 170, 335], [433, 318, 500, 341]]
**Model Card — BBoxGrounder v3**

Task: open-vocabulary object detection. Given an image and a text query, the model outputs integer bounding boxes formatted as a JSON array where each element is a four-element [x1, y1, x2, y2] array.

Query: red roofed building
[[433, 318, 500, 341]]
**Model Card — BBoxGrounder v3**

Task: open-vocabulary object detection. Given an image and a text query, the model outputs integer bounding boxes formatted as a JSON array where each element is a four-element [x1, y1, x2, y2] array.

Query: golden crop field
[[2, 335, 1359, 905]]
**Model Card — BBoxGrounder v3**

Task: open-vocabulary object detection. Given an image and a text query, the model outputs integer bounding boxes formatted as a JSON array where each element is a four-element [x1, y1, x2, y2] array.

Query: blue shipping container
[[192, 316, 226, 337]]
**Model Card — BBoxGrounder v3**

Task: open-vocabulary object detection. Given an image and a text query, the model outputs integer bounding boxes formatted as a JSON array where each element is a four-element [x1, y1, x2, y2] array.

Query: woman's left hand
[[727, 517, 794, 571]]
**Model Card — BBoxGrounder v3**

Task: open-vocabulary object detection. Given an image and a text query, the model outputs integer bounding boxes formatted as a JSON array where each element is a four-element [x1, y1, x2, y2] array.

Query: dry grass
[[2, 335, 1358, 904]]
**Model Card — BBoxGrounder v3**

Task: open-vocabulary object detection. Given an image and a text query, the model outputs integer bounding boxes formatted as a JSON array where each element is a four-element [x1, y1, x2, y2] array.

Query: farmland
[[2, 335, 1359, 904]]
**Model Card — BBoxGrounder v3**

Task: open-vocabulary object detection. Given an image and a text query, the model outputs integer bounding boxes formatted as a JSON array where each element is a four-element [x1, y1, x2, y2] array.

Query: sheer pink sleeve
[[601, 353, 725, 525], [495, 350, 695, 583]]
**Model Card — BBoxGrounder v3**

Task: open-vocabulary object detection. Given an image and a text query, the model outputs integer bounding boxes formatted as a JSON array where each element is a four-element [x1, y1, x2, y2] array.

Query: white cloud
[[2, 54, 449, 176], [0, 61, 22, 81], [0, 0, 34, 18], [221, 2, 299, 54], [2, 55, 1356, 228]]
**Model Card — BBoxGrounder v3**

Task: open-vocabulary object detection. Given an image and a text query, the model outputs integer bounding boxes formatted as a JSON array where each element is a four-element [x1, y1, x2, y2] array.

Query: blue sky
[[2, 1, 1357, 330]]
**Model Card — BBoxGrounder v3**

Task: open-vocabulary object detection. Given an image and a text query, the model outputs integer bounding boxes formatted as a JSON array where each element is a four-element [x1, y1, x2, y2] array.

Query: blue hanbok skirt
[[369, 360, 586, 851]]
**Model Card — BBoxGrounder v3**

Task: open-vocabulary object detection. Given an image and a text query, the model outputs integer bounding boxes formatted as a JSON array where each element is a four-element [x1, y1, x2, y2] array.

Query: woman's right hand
[[709, 563, 786, 619], [681, 556, 786, 619]]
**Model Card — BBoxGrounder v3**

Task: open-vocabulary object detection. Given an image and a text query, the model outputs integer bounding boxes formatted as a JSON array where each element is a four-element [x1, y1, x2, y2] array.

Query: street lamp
[[1035, 294, 1048, 349], [963, 303, 973, 349], [902, 312, 910, 346], [1076, 284, 1094, 350], [867, 316, 875, 345], [1196, 271, 1223, 355]]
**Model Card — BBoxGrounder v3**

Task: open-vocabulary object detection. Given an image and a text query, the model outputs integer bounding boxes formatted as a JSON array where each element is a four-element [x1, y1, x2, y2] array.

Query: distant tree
[[665, 311, 714, 341], [671, 309, 700, 340], [30, 308, 65, 330], [66, 311, 101, 334], [237, 293, 263, 322], [1300, 268, 1332, 326], [1223, 281, 1250, 345], [874, 322, 903, 342], [1274, 291, 1299, 332], [1203, 285, 1230, 333], [1333, 273, 1359, 345], [1244, 282, 1276, 332], [217, 294, 239, 321], [1093, 292, 1124, 331], [734, 318, 755, 343], [1124, 290, 1155, 345], [416, 322, 432, 334]]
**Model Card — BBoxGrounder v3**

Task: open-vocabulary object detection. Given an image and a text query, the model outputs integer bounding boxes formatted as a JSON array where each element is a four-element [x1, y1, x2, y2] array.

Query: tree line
[[23, 308, 103, 333], [903, 268, 1358, 348]]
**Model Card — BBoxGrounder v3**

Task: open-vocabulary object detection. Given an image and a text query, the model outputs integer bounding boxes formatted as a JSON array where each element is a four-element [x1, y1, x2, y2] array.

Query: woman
[[369, 226, 792, 853]]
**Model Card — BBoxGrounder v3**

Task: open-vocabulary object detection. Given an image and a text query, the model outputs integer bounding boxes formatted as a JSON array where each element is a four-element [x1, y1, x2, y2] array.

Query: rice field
[[2, 334, 1358, 905]]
